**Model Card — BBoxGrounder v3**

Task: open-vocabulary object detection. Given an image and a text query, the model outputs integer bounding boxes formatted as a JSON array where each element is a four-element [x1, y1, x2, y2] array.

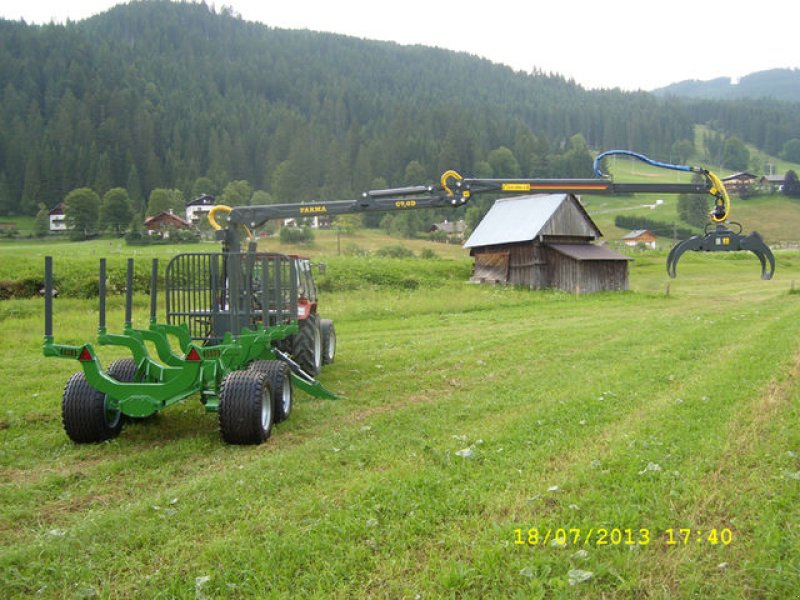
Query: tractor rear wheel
[[62, 372, 123, 443], [248, 360, 293, 423], [293, 314, 322, 376], [320, 319, 336, 365], [218, 370, 273, 444]]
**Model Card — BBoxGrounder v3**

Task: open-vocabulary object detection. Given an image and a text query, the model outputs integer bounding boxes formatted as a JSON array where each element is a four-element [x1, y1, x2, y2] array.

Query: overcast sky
[[2, 0, 798, 91]]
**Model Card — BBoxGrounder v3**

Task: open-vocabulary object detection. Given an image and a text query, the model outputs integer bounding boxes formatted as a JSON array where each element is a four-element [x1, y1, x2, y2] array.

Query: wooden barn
[[464, 194, 631, 294]]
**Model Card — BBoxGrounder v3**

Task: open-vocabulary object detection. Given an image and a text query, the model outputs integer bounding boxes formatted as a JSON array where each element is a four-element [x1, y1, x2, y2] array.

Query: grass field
[[2, 235, 800, 598]]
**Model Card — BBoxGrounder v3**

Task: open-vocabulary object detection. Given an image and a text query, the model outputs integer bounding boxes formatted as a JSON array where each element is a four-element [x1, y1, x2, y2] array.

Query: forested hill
[[654, 69, 800, 103], [1, 1, 799, 217]]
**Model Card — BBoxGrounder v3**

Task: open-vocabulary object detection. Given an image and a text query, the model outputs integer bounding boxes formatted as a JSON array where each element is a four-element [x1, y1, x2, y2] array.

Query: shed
[[464, 194, 631, 293], [622, 229, 657, 249]]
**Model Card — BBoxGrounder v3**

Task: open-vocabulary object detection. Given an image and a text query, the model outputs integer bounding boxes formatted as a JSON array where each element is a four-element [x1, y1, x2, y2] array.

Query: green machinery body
[[43, 248, 335, 444]]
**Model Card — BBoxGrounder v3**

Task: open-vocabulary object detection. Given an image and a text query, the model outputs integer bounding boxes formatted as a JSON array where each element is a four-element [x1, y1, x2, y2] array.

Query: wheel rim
[[313, 327, 322, 370], [261, 382, 272, 430], [327, 329, 336, 361], [280, 376, 291, 414]]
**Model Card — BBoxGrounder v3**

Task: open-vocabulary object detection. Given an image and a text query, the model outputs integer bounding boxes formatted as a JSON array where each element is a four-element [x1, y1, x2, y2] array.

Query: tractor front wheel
[[218, 370, 273, 444], [248, 360, 293, 423], [320, 319, 336, 365], [62, 372, 123, 443]]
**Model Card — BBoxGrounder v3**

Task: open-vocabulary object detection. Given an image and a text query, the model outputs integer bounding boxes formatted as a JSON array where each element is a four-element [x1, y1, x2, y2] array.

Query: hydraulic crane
[[209, 150, 775, 280]]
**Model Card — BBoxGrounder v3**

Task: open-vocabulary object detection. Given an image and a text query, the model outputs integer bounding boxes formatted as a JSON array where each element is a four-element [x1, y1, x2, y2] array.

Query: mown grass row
[[1, 252, 800, 597]]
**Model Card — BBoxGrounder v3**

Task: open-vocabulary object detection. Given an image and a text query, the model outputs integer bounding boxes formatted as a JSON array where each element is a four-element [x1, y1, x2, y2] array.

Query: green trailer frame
[[43, 250, 335, 445]]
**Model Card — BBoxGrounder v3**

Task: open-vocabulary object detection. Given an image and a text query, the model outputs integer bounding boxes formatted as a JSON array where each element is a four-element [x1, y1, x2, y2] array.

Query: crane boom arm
[[214, 178, 712, 239], [210, 150, 727, 250]]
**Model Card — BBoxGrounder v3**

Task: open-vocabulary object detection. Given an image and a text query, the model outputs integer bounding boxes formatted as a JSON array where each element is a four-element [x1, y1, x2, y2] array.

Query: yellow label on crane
[[300, 206, 328, 214], [502, 183, 532, 192]]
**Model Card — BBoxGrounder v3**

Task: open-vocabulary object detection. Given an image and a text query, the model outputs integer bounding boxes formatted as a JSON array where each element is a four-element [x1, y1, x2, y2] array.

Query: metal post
[[273, 254, 282, 322], [261, 256, 269, 326], [44, 256, 53, 339], [289, 259, 298, 322], [125, 258, 134, 328], [227, 252, 240, 335], [150, 259, 158, 323], [99, 258, 107, 332], [244, 248, 256, 328]]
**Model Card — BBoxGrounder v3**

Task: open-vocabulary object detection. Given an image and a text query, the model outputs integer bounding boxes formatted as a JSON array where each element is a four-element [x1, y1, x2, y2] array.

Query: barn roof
[[464, 194, 601, 249], [548, 243, 631, 261]]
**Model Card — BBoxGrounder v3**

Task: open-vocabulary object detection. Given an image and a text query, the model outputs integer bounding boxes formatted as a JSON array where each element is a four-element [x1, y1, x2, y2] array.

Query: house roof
[[761, 174, 785, 183], [49, 202, 65, 216], [622, 229, 653, 240], [548, 243, 631, 261], [722, 172, 756, 181], [144, 211, 191, 228], [464, 194, 600, 249], [186, 194, 215, 207]]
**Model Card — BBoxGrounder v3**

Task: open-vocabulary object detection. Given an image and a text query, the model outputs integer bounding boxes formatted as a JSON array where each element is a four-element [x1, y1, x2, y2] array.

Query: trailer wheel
[[62, 372, 123, 443], [107, 358, 137, 383], [293, 314, 322, 376], [249, 360, 293, 423], [219, 370, 273, 444], [320, 319, 336, 365]]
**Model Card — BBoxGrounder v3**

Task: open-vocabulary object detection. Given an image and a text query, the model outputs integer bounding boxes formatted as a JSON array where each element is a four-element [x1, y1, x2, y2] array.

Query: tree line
[[1, 1, 799, 235]]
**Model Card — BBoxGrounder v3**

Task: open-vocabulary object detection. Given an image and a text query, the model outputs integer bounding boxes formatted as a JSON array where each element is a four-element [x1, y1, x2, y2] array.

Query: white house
[[186, 194, 215, 225], [49, 203, 67, 231]]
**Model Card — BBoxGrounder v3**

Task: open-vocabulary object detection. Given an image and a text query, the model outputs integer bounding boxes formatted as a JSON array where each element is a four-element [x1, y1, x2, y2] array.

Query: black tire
[[248, 360, 293, 423], [218, 370, 273, 445], [320, 319, 336, 365], [292, 314, 322, 376], [107, 358, 137, 383], [62, 372, 123, 443]]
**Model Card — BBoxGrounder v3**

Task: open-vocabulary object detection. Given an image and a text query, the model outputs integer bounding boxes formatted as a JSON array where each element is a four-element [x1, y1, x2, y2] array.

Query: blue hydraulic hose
[[593, 149, 698, 177]]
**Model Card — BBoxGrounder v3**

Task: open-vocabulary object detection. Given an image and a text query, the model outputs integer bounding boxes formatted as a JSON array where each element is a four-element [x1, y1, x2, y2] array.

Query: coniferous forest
[[1, 0, 799, 226]]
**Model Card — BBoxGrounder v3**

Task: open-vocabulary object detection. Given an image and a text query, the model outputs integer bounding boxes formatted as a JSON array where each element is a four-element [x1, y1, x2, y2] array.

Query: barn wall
[[471, 242, 629, 293], [543, 247, 629, 293]]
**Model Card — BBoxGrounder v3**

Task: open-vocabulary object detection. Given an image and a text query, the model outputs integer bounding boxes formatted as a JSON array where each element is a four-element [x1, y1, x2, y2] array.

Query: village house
[[721, 172, 757, 195], [622, 229, 657, 249], [185, 194, 216, 225], [144, 210, 193, 238], [49, 202, 67, 231], [429, 219, 466, 240]]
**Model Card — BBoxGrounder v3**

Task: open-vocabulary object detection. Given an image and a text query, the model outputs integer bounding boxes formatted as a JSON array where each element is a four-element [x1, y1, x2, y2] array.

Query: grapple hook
[[666, 225, 775, 280]]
